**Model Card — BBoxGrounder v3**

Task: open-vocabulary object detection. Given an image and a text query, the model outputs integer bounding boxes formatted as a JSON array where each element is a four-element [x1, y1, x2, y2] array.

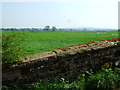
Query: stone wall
[[2, 38, 120, 86]]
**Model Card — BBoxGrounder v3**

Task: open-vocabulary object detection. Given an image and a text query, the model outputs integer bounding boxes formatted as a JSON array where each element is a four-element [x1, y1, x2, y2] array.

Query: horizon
[[0, 27, 118, 30]]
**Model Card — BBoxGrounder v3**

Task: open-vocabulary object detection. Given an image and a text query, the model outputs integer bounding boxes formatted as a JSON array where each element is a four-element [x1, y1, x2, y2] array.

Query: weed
[[2, 31, 26, 67]]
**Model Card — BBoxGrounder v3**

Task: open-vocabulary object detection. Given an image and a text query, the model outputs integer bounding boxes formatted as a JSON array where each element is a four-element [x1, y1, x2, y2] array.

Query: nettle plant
[[2, 31, 26, 67]]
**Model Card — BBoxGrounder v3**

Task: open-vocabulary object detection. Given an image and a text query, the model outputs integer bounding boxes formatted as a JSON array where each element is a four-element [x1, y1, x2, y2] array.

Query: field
[[2, 30, 118, 55], [2, 30, 120, 89]]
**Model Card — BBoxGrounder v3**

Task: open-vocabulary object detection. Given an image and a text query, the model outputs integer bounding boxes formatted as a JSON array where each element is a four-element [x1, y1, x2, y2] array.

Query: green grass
[[2, 31, 118, 55]]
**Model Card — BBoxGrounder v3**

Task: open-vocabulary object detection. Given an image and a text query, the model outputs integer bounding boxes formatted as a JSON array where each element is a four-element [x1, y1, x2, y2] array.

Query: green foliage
[[86, 68, 120, 88], [43, 25, 50, 31], [2, 31, 26, 67], [26, 78, 71, 89], [71, 74, 85, 89], [51, 26, 57, 31], [3, 68, 120, 89]]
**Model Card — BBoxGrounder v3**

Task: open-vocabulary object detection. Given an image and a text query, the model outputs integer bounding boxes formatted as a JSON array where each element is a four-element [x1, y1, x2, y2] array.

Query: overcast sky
[[1, 0, 119, 29]]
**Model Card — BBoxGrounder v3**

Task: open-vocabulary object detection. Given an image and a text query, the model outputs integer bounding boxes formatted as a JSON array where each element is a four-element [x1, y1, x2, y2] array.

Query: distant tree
[[51, 26, 57, 31], [83, 28, 87, 31], [43, 25, 50, 31]]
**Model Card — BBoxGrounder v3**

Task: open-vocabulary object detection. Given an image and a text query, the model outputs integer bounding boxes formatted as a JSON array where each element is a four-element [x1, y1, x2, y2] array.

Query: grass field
[[2, 30, 119, 89], [2, 30, 118, 55]]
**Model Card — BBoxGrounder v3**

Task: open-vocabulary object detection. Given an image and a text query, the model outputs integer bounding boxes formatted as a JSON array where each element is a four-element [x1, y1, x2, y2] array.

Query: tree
[[51, 26, 57, 31], [43, 25, 50, 31]]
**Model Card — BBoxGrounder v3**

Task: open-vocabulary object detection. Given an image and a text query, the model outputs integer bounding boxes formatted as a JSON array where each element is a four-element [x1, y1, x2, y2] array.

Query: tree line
[[1, 25, 57, 32]]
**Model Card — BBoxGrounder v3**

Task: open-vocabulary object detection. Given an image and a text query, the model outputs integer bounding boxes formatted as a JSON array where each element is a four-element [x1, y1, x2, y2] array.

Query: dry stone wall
[[2, 38, 120, 86]]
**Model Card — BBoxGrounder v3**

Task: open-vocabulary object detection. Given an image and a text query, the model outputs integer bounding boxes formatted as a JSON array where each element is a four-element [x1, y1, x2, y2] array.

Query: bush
[[2, 31, 26, 67], [86, 68, 120, 89]]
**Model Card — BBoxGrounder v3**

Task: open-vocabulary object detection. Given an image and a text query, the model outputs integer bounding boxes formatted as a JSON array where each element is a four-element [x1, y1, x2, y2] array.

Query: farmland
[[2, 30, 118, 55], [2, 30, 120, 89]]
